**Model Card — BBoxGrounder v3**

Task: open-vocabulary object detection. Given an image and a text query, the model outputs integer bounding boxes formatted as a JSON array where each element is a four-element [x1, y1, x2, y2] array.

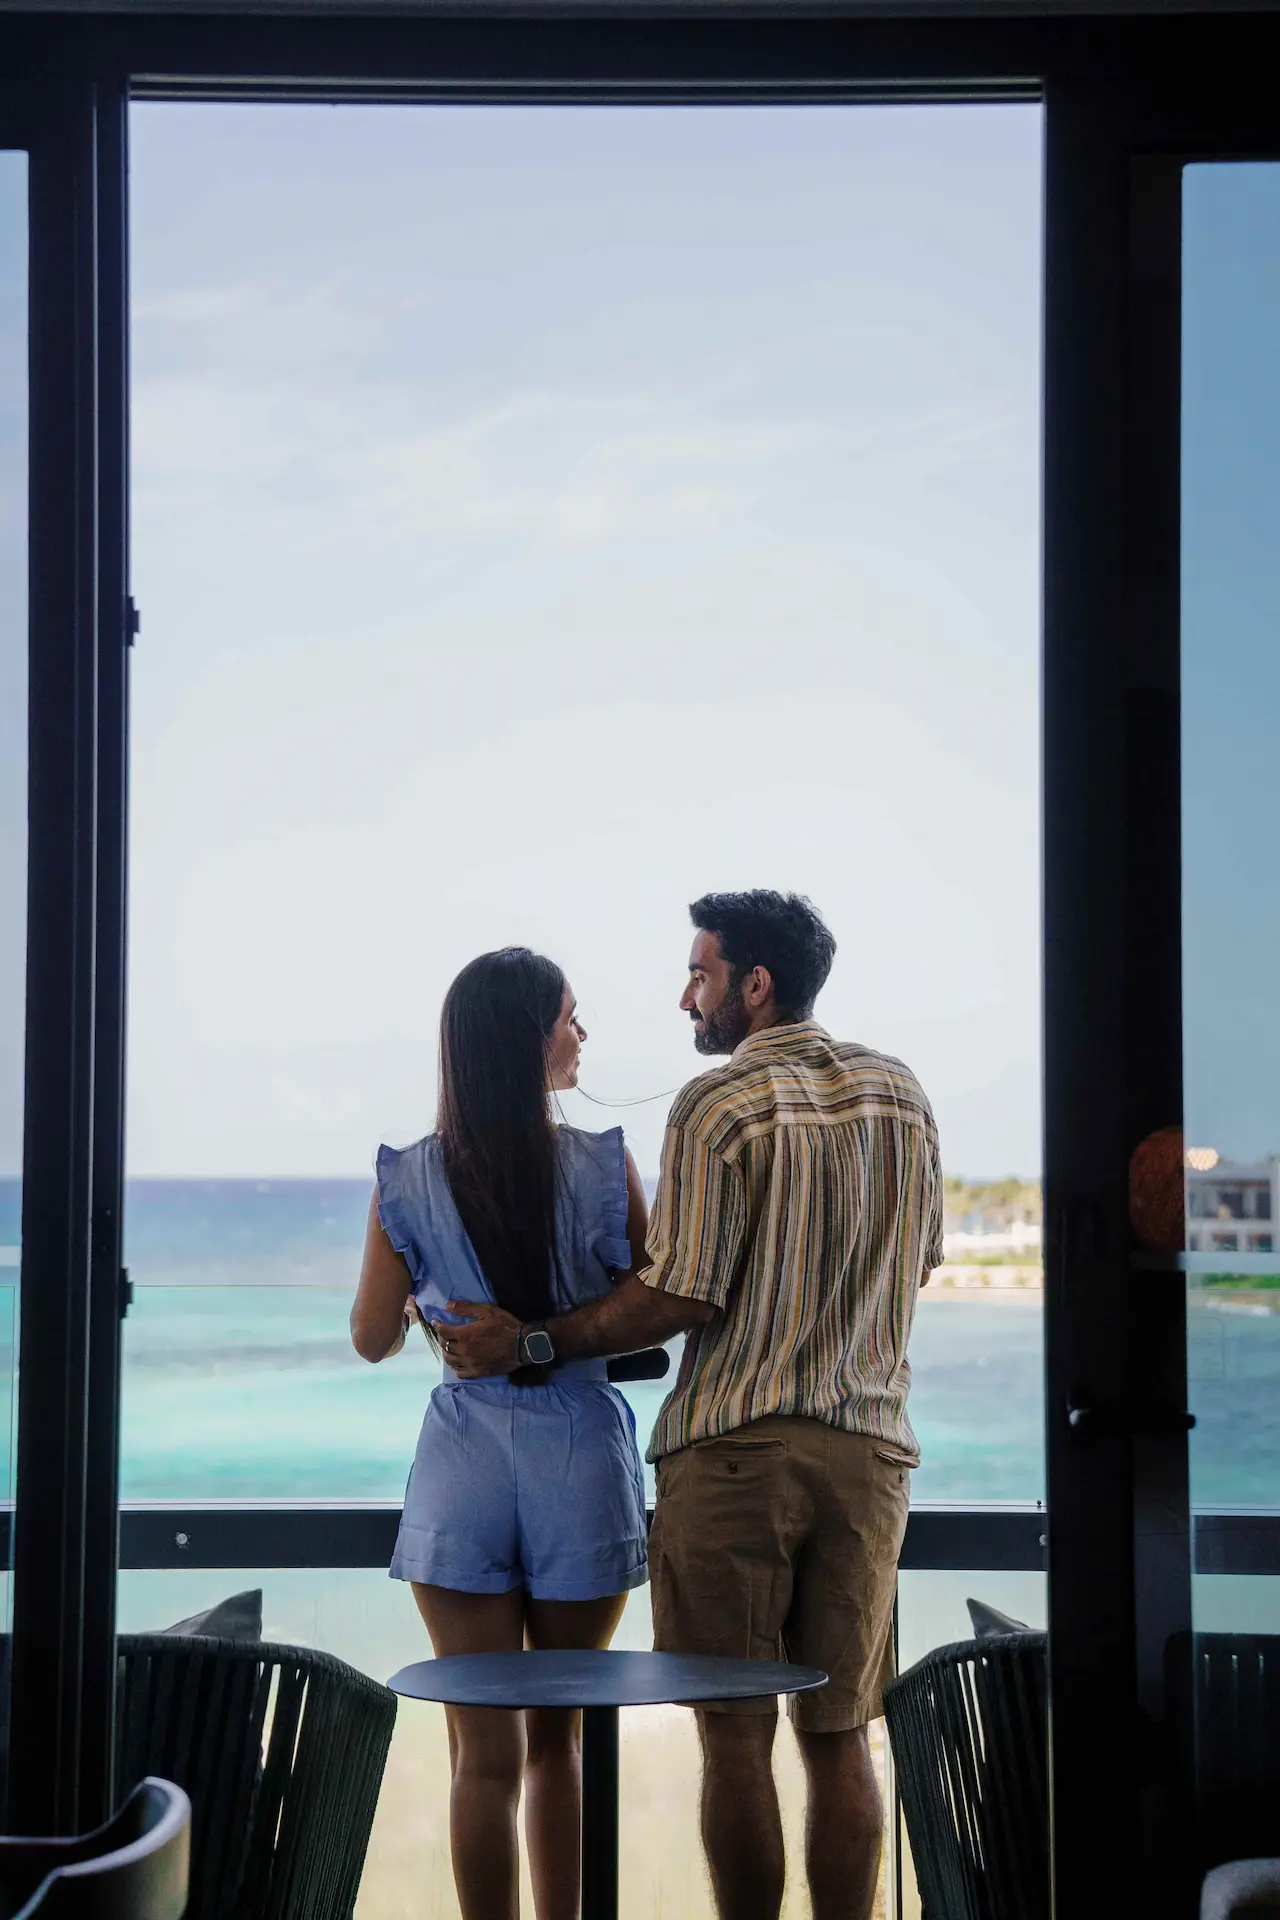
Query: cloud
[[133, 272, 426, 375], [132, 370, 825, 551], [133, 345, 1030, 583], [269, 1073, 363, 1129]]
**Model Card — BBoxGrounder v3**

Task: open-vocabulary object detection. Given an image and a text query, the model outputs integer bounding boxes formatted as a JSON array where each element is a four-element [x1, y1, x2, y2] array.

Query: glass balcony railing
[[117, 1567, 895, 1920], [114, 1555, 1059, 1920], [121, 1278, 1045, 1509], [122, 1284, 432, 1502]]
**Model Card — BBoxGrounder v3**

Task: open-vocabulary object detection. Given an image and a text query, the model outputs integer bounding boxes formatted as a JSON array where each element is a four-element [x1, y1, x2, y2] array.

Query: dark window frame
[[6, 9, 1280, 1905]]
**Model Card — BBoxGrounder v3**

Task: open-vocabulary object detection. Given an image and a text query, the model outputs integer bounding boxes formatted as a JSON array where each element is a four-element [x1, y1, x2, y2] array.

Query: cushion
[[967, 1596, 1032, 1637], [162, 1588, 263, 1641]]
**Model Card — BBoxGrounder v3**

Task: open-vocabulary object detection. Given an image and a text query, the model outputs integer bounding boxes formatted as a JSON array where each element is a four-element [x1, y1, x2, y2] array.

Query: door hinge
[[127, 596, 140, 645], [119, 1267, 133, 1320]]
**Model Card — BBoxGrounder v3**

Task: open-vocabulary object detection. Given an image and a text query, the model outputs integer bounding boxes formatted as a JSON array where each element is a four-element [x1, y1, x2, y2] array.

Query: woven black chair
[[1166, 1632, 1280, 1869], [0, 1776, 189, 1920], [116, 1635, 397, 1920], [883, 1631, 1049, 1920]]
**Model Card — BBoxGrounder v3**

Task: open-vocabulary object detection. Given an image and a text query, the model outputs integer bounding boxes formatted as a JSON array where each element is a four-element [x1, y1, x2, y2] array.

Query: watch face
[[523, 1328, 555, 1366]]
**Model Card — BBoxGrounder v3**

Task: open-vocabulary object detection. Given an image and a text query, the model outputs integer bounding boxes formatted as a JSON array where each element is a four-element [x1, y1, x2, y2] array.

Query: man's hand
[[432, 1301, 520, 1377]]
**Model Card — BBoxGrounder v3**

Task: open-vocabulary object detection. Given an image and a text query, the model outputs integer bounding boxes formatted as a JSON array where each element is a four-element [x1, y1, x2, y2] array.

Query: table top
[[389, 1649, 828, 1709]]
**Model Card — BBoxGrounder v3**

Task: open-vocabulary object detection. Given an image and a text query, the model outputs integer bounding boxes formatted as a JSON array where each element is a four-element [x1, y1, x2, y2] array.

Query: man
[[443, 890, 943, 1920]]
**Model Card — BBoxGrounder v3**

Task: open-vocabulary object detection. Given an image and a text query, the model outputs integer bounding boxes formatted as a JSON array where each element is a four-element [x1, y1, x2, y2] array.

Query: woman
[[351, 947, 650, 1920]]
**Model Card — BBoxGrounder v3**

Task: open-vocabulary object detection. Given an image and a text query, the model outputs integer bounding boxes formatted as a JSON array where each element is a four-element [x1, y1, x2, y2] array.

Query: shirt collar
[[732, 1018, 828, 1061]]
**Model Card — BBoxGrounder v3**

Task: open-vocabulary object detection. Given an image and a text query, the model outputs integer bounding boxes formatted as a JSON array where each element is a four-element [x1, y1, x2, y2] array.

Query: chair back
[[884, 1631, 1049, 1920], [3, 1778, 189, 1920], [1167, 1632, 1280, 1868], [116, 1636, 396, 1920]]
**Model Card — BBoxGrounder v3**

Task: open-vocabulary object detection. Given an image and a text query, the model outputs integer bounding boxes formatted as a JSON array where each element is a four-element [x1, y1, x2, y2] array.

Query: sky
[[4, 104, 1047, 1182], [2, 127, 1272, 1187], [1181, 164, 1280, 1166]]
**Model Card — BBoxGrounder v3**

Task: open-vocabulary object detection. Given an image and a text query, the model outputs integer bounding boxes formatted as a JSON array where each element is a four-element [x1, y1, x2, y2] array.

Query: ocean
[[107, 1177, 1047, 1506], [0, 1178, 1275, 1511]]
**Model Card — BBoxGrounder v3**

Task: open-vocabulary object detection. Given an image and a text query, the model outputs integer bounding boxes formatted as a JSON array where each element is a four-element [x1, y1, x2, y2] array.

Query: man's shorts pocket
[[873, 1444, 915, 1476], [691, 1433, 787, 1478], [650, 1434, 796, 1673]]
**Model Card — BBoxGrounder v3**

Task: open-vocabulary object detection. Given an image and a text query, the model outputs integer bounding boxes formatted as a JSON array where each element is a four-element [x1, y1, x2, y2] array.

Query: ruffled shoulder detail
[[375, 1139, 427, 1286], [598, 1124, 633, 1272], [560, 1124, 631, 1273]]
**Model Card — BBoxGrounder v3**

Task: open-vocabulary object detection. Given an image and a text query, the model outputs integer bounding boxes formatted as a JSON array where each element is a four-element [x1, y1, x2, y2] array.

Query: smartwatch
[[517, 1321, 556, 1368]]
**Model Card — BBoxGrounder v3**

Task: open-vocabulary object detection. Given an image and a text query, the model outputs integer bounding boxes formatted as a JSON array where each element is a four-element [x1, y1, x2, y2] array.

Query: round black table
[[389, 1649, 827, 1920]]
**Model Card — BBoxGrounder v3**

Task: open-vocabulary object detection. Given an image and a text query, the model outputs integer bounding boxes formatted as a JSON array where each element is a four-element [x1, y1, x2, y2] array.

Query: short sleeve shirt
[[642, 1021, 943, 1464]]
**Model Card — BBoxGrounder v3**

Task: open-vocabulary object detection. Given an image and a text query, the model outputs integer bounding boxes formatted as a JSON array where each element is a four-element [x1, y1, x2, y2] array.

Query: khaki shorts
[[649, 1415, 911, 1731]]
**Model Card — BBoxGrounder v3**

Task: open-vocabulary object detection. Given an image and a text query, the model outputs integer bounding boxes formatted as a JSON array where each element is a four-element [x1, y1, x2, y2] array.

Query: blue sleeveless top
[[380, 1121, 648, 1598], [375, 1123, 632, 1339]]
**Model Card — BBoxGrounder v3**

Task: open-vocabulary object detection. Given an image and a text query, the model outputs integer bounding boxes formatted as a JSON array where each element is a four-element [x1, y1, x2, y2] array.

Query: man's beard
[[692, 977, 752, 1055]]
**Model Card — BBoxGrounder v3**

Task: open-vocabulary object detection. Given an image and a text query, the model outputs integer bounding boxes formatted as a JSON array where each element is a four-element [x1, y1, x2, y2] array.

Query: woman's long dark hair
[[437, 947, 566, 1324]]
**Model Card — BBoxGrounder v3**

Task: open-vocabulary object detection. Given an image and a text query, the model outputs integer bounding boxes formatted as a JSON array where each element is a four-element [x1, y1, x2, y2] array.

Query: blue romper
[[377, 1124, 649, 1602]]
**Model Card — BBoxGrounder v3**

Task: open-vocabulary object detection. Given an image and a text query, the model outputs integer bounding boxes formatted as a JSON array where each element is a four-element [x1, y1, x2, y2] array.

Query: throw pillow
[[162, 1588, 263, 1641], [967, 1597, 1033, 1637]]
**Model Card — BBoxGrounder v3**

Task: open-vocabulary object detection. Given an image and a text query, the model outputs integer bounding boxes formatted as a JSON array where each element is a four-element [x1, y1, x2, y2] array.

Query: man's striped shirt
[[641, 1020, 943, 1464]]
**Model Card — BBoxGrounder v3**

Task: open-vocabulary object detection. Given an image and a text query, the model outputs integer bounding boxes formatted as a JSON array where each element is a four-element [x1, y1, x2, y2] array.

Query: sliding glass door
[[1043, 79, 1280, 1916], [1179, 158, 1280, 1875]]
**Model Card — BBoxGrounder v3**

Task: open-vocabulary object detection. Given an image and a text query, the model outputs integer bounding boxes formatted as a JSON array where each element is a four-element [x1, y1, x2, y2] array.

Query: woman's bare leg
[[412, 1583, 527, 1920], [522, 1594, 629, 1920]]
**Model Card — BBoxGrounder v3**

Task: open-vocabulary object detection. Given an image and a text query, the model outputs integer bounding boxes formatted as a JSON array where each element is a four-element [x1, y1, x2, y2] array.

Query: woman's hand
[[433, 1302, 521, 1376]]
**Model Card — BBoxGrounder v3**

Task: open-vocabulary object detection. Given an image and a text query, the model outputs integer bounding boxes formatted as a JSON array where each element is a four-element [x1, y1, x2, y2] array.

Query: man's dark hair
[[690, 891, 836, 1020]]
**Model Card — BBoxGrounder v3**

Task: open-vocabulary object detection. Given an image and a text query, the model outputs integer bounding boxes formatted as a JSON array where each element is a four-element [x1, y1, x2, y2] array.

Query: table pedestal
[[388, 1648, 826, 1920], [581, 1706, 619, 1920]]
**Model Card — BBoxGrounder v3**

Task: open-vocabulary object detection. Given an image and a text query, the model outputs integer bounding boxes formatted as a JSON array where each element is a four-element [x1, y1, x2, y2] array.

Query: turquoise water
[[4, 1179, 1277, 1511], [118, 1279, 1048, 1505], [111, 1178, 1050, 1506]]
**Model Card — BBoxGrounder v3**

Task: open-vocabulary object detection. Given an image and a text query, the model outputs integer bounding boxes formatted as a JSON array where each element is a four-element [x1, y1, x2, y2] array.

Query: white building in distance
[[1186, 1156, 1278, 1256]]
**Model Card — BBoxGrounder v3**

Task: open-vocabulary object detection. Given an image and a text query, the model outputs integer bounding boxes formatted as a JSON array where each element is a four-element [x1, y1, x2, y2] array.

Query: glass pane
[[908, 1285, 1044, 1504], [121, 1285, 431, 1500], [1182, 160, 1280, 1861], [0, 149, 27, 1804], [128, 99, 1042, 1506], [120, 1176, 673, 1499], [127, 100, 1040, 1919]]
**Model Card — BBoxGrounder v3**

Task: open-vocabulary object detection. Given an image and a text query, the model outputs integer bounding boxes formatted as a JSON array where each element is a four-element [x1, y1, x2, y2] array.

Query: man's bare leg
[[795, 1725, 883, 1920], [697, 1710, 784, 1920]]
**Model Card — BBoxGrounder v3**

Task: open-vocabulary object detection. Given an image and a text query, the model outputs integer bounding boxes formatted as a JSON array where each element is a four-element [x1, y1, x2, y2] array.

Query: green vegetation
[[1203, 1272, 1280, 1291], [943, 1177, 1042, 1233], [956, 1253, 1042, 1268]]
